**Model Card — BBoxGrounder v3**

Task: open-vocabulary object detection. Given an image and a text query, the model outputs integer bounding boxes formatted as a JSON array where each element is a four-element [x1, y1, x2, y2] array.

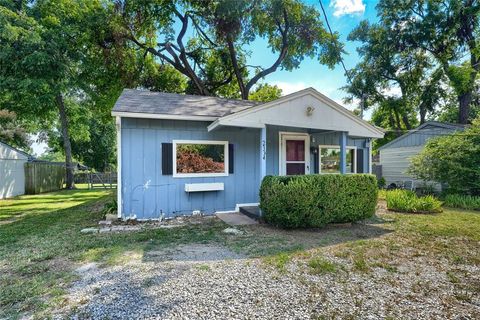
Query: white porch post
[[339, 131, 347, 174], [260, 126, 267, 181], [368, 138, 372, 174]]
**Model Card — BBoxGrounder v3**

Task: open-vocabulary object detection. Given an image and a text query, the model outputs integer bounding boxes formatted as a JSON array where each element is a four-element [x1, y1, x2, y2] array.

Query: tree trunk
[[402, 113, 412, 130], [56, 94, 75, 189], [458, 92, 472, 124], [419, 104, 427, 124]]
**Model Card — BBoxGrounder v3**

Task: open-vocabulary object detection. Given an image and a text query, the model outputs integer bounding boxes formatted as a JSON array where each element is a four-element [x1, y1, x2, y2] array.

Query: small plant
[[195, 265, 211, 272], [307, 257, 337, 274], [443, 194, 480, 211], [377, 177, 386, 189], [101, 198, 117, 216], [264, 252, 293, 272], [385, 189, 442, 213]]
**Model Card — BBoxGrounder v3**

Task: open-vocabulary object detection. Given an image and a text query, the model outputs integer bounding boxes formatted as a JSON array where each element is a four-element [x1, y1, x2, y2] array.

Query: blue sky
[[32, 0, 378, 156], [255, 0, 379, 105]]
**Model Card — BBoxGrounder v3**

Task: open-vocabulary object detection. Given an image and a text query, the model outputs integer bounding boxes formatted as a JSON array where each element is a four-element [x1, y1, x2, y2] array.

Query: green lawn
[[1, 189, 479, 319]]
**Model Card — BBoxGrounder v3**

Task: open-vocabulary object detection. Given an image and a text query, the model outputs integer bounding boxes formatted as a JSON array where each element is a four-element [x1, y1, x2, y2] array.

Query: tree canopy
[[114, 0, 343, 99], [345, 0, 480, 137]]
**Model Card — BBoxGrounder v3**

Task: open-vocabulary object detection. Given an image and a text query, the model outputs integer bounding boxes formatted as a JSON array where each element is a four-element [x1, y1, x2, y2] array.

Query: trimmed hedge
[[260, 174, 378, 228]]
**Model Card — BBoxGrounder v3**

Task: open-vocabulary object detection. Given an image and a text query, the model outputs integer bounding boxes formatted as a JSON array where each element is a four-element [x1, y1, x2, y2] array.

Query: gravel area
[[55, 244, 313, 320], [53, 208, 480, 320], [54, 241, 480, 320]]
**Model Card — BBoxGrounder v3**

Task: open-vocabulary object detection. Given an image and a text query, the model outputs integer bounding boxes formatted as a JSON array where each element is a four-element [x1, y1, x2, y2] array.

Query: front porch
[[208, 88, 382, 185]]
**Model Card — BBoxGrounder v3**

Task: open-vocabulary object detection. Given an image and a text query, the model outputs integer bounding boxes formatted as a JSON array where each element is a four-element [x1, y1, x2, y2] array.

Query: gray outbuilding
[[378, 121, 466, 190], [0, 141, 33, 199]]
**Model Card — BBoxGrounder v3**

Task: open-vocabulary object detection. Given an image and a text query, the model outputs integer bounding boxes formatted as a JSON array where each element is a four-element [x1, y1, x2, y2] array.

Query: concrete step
[[239, 206, 261, 220]]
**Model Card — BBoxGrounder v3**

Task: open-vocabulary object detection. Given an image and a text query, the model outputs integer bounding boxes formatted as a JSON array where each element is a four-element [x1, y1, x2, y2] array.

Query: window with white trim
[[173, 140, 228, 178], [319, 145, 356, 174]]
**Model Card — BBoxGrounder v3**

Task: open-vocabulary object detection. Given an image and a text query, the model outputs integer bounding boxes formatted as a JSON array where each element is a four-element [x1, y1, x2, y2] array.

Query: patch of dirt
[[143, 243, 245, 263]]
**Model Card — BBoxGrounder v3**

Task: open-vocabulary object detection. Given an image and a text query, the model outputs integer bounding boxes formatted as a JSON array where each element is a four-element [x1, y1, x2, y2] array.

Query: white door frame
[[279, 132, 310, 175]]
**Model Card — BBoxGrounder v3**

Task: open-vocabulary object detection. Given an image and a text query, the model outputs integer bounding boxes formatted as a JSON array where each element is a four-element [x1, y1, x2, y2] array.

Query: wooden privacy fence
[[25, 162, 65, 194]]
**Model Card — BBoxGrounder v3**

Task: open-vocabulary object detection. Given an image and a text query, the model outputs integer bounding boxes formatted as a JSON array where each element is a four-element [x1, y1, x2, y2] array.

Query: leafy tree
[[376, 0, 480, 124], [248, 84, 282, 102], [115, 0, 342, 99], [409, 118, 480, 195], [0, 0, 144, 187], [0, 109, 29, 149], [345, 20, 442, 130]]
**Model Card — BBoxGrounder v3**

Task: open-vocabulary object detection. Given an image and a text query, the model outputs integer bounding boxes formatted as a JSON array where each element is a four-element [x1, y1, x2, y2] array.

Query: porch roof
[[208, 88, 384, 139]]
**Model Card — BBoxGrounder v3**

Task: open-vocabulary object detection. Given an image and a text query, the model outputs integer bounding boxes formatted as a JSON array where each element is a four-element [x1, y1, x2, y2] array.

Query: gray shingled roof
[[112, 89, 260, 118]]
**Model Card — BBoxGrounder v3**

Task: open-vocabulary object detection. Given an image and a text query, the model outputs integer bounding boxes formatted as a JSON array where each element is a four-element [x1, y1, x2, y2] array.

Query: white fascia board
[[111, 111, 218, 122], [208, 119, 265, 131]]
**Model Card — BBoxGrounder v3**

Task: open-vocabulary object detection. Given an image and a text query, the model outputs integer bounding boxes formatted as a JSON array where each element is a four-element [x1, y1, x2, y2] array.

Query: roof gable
[[208, 88, 384, 138], [378, 121, 467, 150], [0, 141, 31, 160]]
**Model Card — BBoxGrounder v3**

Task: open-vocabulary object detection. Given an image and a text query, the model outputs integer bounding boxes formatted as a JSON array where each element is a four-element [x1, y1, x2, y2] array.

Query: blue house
[[112, 88, 384, 220]]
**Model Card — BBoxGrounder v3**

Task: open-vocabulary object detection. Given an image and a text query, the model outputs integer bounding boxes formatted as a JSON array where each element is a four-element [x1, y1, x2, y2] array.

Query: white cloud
[[330, 0, 365, 17], [271, 81, 309, 95]]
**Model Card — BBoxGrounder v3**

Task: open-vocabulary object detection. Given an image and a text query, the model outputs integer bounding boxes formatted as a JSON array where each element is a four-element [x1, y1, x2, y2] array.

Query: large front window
[[319, 146, 356, 173], [173, 140, 228, 178]]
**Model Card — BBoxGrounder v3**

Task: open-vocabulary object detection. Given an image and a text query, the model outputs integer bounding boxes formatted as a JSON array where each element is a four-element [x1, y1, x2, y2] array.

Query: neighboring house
[[378, 121, 466, 189], [112, 88, 384, 220], [0, 141, 33, 199]]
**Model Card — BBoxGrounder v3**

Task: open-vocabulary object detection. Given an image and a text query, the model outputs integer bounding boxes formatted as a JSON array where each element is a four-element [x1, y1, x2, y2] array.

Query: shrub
[[101, 198, 117, 216], [385, 189, 442, 213], [259, 174, 378, 228], [444, 194, 480, 211], [408, 118, 480, 195]]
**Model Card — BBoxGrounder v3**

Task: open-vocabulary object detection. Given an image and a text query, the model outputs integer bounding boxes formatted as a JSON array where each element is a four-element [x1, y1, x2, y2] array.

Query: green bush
[[408, 118, 480, 195], [259, 174, 378, 229], [385, 189, 442, 213], [444, 194, 480, 211]]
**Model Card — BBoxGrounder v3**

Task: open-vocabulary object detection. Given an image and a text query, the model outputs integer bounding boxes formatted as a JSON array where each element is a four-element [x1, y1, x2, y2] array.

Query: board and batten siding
[[0, 142, 28, 199], [121, 118, 260, 219], [120, 118, 372, 219]]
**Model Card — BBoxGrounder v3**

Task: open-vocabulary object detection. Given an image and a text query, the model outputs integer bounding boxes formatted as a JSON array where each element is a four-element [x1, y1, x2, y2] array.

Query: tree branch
[[245, 9, 290, 94], [226, 35, 247, 99]]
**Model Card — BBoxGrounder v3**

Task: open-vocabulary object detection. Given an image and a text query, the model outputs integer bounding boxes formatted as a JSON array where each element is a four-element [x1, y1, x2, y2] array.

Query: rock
[[222, 227, 244, 235], [80, 227, 99, 234], [105, 214, 118, 221], [98, 220, 112, 226], [158, 224, 183, 229]]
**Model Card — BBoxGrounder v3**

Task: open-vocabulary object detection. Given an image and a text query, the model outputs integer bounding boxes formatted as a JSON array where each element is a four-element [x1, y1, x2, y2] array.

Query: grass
[[443, 194, 480, 211], [307, 257, 338, 274], [1, 189, 480, 318], [0, 189, 226, 319]]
